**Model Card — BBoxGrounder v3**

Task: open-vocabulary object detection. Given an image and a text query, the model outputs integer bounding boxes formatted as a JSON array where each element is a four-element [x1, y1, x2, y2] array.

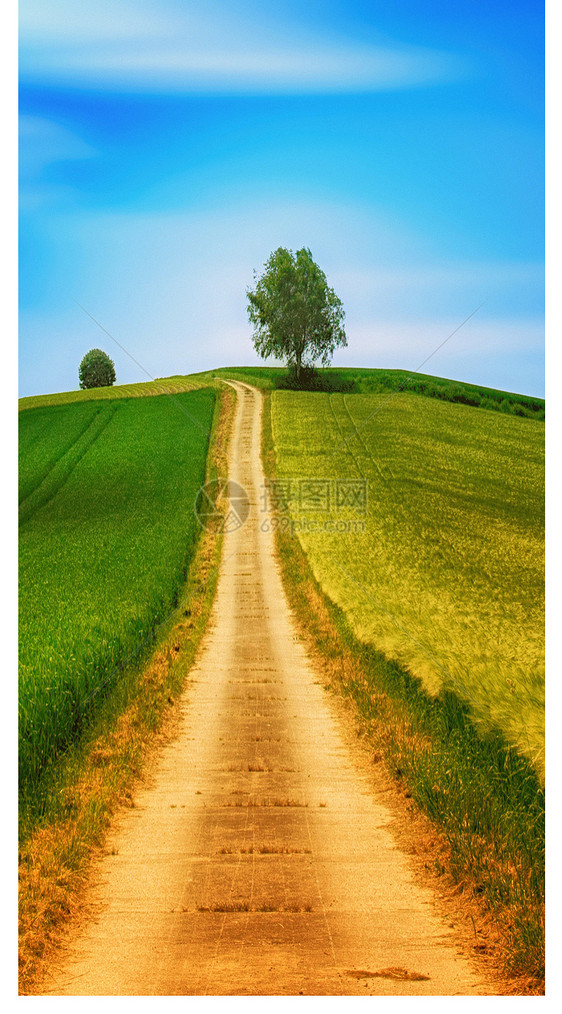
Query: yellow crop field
[[271, 391, 544, 775]]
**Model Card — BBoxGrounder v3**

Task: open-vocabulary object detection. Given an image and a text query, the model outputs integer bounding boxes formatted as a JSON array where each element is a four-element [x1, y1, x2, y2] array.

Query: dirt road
[[45, 382, 492, 996]]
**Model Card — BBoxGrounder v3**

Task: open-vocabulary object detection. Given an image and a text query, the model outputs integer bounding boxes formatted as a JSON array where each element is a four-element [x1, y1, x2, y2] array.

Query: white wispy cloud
[[19, 0, 461, 93], [332, 262, 544, 321], [19, 0, 166, 43], [19, 115, 97, 210], [19, 115, 96, 174]]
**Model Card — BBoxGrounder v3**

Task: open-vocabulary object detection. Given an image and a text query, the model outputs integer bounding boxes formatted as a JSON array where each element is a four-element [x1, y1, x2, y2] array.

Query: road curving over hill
[[44, 381, 493, 996]]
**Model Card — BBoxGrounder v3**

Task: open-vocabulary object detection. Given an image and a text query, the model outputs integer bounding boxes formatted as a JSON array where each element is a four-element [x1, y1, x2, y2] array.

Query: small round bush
[[78, 348, 116, 389]]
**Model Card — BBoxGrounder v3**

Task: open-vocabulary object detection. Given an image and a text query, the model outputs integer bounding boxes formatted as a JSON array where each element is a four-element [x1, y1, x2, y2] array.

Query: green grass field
[[19, 389, 215, 813], [270, 390, 544, 776]]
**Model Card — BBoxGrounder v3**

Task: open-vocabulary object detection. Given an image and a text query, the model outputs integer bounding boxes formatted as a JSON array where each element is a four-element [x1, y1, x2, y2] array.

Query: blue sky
[[18, 0, 544, 397]]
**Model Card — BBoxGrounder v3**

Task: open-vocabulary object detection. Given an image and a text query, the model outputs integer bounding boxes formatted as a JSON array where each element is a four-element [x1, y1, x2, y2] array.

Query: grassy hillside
[[270, 390, 544, 776], [18, 367, 544, 986], [19, 390, 215, 825], [18, 373, 216, 411], [210, 366, 544, 420], [20, 366, 544, 421]]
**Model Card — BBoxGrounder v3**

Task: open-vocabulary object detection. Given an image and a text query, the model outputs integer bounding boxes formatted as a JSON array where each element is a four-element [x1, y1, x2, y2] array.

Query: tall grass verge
[[261, 390, 544, 993]]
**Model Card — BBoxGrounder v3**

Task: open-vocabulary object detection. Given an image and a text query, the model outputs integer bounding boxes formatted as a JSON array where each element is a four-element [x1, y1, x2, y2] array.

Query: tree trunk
[[295, 350, 301, 381]]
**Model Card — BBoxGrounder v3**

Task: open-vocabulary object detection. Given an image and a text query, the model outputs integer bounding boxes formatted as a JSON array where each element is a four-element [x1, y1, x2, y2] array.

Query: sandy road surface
[[45, 382, 492, 996]]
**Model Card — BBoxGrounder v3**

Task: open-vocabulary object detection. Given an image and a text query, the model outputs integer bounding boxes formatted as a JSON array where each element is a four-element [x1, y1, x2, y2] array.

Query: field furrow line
[[327, 394, 364, 478], [19, 405, 101, 505], [19, 403, 120, 527], [342, 394, 394, 483]]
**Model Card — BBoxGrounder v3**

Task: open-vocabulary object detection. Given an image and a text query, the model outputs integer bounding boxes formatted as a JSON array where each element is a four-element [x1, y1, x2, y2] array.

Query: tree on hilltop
[[246, 247, 347, 382], [79, 348, 116, 389]]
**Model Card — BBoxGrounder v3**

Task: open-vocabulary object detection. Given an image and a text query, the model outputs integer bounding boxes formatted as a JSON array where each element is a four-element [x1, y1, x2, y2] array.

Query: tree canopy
[[246, 247, 347, 380], [78, 348, 116, 389]]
